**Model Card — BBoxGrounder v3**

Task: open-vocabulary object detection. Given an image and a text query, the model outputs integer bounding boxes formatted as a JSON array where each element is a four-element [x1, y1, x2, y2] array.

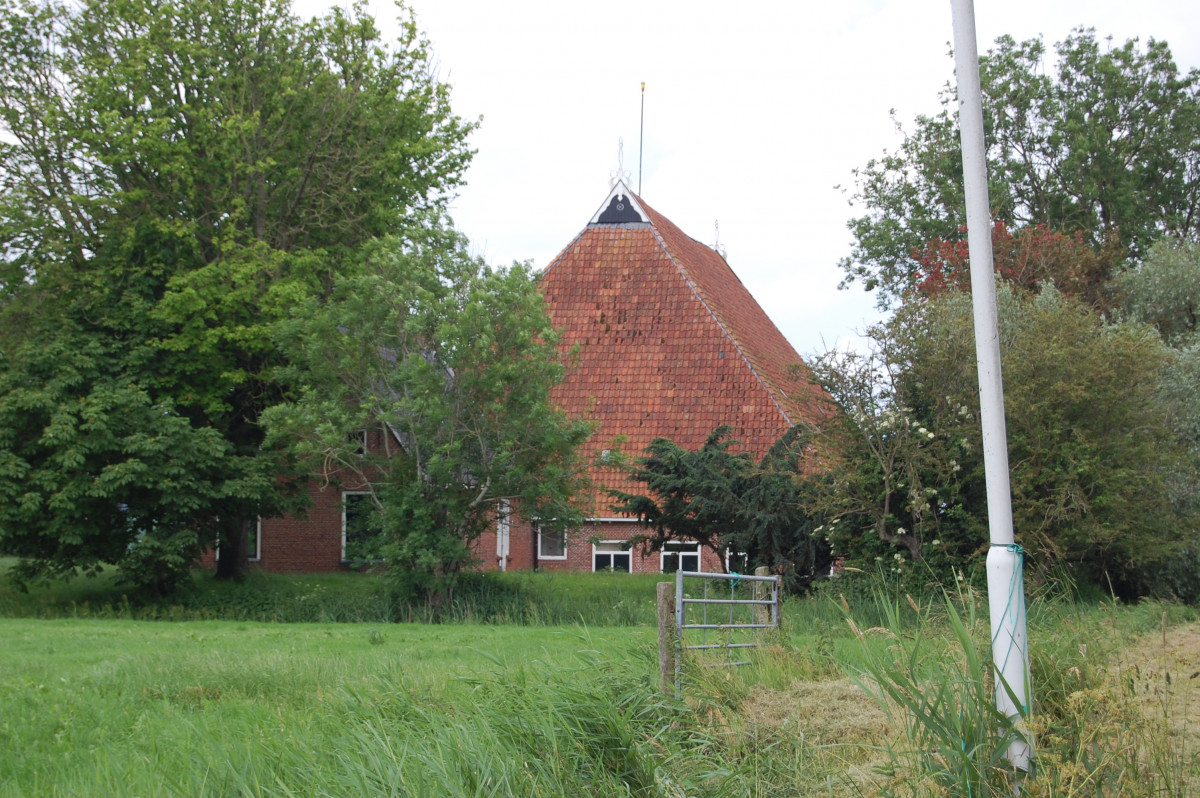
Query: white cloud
[[297, 0, 1200, 356]]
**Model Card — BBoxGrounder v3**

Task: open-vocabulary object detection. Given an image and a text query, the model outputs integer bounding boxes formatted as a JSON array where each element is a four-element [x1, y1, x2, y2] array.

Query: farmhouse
[[240, 181, 822, 574], [478, 180, 823, 573]]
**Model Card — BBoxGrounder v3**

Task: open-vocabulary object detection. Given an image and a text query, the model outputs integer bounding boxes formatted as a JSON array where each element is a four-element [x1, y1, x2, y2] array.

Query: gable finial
[[714, 220, 727, 259], [609, 137, 631, 189]]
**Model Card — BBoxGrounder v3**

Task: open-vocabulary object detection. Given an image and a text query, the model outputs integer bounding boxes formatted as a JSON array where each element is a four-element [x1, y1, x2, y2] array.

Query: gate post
[[656, 581, 675, 695], [753, 566, 771, 628]]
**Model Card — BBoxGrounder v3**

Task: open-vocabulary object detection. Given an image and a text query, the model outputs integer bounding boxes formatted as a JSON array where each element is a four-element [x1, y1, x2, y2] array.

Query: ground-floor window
[[537, 528, 567, 560], [661, 540, 700, 573], [248, 519, 262, 562], [592, 541, 632, 573], [213, 518, 262, 562], [342, 491, 380, 563], [725, 549, 747, 572]]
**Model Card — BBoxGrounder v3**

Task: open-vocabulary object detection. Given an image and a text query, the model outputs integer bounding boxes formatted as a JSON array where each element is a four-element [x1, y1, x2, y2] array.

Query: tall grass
[[4, 558, 1199, 796], [0, 559, 664, 625], [834, 581, 1200, 797], [0, 618, 737, 797], [838, 588, 1026, 795]]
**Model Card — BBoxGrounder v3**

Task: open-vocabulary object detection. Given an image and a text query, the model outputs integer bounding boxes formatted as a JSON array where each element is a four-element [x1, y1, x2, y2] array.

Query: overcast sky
[[297, 0, 1200, 358]]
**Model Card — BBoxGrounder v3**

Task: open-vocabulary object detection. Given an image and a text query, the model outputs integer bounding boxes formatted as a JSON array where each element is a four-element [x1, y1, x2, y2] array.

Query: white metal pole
[[949, 0, 1032, 772]]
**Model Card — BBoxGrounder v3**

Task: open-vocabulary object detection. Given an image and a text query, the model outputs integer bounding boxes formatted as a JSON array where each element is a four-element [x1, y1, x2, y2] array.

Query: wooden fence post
[[753, 566, 771, 628], [657, 581, 675, 694]]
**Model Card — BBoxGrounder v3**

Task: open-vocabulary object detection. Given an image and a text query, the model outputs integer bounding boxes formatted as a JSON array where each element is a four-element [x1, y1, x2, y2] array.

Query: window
[[725, 549, 747, 572], [593, 541, 632, 573], [248, 519, 262, 562], [342, 491, 380, 562], [213, 518, 262, 562], [495, 499, 511, 570], [537, 528, 567, 560], [347, 429, 368, 456], [661, 541, 700, 574]]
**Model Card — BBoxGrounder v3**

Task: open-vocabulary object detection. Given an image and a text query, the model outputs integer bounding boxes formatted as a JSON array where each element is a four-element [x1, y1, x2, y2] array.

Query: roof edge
[[640, 212, 795, 428]]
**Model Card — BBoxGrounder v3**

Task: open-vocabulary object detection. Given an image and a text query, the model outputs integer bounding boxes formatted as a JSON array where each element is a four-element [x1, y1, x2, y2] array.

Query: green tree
[[806, 336, 975, 569], [1115, 238, 1200, 348], [0, 0, 473, 587], [810, 285, 1196, 597], [1115, 239, 1200, 599], [264, 220, 593, 603], [0, 326, 291, 593], [841, 29, 1200, 308], [611, 426, 825, 591]]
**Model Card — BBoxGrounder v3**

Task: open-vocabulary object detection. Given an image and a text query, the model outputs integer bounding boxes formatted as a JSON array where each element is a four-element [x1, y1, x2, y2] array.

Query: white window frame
[[537, 528, 568, 561], [341, 491, 377, 562], [660, 540, 701, 574], [592, 540, 632, 573], [496, 499, 511, 570]]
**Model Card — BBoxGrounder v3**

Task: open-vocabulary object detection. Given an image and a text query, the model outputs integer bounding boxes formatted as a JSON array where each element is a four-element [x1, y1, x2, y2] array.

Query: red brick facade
[[474, 514, 726, 574]]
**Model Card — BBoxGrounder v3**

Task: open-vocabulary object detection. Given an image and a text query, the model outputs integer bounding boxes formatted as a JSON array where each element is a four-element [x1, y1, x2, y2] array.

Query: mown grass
[[3, 559, 1200, 796]]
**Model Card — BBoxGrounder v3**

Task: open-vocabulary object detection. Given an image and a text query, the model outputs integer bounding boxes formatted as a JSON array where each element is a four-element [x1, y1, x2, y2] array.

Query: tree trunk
[[214, 515, 250, 581]]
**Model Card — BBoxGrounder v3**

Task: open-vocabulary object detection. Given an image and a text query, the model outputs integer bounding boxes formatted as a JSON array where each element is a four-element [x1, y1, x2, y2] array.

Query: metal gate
[[673, 569, 779, 692]]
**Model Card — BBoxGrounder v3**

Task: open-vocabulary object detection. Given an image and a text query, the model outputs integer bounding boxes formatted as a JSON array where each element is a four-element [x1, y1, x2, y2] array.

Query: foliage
[[841, 29, 1200, 307], [1115, 239, 1200, 601], [0, 559, 669, 625], [913, 220, 1125, 311], [0, 0, 474, 588], [0, 325, 289, 595], [265, 220, 592, 603], [611, 425, 826, 591], [809, 285, 1198, 597], [1116, 238, 1200, 348], [806, 338, 975, 570]]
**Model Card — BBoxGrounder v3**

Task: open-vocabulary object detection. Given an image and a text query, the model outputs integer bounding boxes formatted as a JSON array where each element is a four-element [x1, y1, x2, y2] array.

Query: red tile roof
[[540, 185, 826, 502]]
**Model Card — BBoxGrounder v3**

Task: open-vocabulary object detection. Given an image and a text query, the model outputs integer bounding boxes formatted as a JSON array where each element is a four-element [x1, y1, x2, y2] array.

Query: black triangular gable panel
[[595, 194, 644, 224]]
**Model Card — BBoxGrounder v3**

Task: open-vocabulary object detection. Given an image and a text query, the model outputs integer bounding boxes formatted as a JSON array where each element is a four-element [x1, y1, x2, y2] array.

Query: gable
[[540, 184, 824, 501]]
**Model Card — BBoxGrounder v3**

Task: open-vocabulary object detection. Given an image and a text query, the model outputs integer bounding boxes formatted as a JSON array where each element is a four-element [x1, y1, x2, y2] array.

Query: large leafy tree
[[840, 29, 1200, 308], [0, 0, 473, 587], [912, 221, 1125, 312], [264, 221, 593, 603]]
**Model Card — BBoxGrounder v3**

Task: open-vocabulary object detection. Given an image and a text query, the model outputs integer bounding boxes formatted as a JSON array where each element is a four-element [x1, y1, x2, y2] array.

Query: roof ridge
[[638, 198, 794, 427]]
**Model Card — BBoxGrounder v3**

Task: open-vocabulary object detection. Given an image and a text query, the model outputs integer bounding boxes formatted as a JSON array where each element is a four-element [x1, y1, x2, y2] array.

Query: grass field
[[0, 558, 666, 625], [0, 618, 666, 796], [3, 562, 1200, 796]]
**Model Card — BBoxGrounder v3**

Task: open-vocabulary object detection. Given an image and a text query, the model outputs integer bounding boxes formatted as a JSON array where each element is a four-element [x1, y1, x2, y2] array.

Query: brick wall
[[257, 483, 349, 572], [473, 510, 727, 576], [212, 433, 732, 577]]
